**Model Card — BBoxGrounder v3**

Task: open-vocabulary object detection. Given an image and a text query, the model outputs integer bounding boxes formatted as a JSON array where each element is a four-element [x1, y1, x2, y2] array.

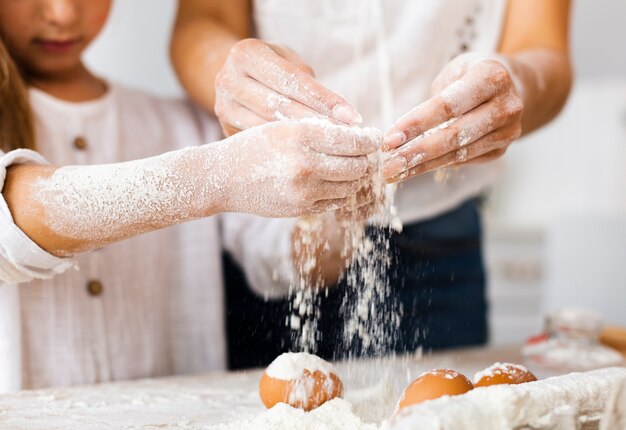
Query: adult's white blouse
[[0, 84, 294, 392], [253, 0, 508, 223]]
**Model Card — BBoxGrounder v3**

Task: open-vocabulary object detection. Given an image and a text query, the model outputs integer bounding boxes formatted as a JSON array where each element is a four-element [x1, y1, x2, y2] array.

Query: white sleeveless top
[[253, 0, 508, 223]]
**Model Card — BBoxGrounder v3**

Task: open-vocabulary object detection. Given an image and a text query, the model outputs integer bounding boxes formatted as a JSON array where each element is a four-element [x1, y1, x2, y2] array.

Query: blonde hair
[[0, 37, 34, 152]]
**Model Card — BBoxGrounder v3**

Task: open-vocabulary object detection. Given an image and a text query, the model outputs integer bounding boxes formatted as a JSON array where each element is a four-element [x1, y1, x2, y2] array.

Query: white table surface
[[0, 346, 524, 429]]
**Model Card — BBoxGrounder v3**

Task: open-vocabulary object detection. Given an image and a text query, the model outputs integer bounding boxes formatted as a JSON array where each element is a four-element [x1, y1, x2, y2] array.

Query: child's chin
[[30, 55, 84, 77]]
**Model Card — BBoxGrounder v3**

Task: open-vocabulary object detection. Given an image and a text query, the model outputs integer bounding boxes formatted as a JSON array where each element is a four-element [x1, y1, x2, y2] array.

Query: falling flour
[[274, 116, 386, 352], [284, 117, 405, 361], [286, 0, 405, 368]]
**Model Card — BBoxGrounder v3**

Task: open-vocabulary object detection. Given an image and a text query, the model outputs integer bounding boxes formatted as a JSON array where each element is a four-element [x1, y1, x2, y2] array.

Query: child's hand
[[221, 119, 381, 218], [214, 39, 362, 136]]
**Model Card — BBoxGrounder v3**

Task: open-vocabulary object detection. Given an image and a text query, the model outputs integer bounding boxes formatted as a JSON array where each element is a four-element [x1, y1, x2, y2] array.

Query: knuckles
[[230, 38, 262, 61], [435, 93, 455, 117], [214, 96, 227, 119], [214, 97, 234, 129], [506, 94, 524, 119], [445, 127, 463, 151], [215, 67, 240, 105], [293, 159, 314, 181], [215, 69, 233, 92], [483, 60, 511, 86], [346, 181, 361, 196]]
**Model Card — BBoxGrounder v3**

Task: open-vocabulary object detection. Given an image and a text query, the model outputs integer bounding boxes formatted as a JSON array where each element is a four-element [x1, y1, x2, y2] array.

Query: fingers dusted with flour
[[382, 56, 524, 182], [383, 59, 515, 151], [215, 39, 362, 136], [382, 0, 572, 183], [221, 119, 381, 217]]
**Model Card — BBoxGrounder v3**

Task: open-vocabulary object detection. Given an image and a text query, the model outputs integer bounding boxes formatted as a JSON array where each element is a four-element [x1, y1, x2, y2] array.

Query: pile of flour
[[266, 352, 337, 380], [210, 398, 377, 430]]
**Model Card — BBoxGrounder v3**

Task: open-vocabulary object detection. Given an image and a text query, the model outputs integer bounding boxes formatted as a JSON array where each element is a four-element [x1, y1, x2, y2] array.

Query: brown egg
[[473, 362, 538, 387], [259, 353, 344, 411], [397, 369, 474, 411]]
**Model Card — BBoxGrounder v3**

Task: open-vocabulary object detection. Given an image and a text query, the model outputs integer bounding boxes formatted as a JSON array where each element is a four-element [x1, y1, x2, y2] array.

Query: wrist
[[503, 49, 572, 132], [207, 141, 236, 215], [498, 53, 537, 104], [176, 143, 233, 217]]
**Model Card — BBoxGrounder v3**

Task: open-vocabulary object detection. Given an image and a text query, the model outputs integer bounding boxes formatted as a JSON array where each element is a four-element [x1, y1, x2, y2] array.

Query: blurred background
[[85, 0, 626, 346]]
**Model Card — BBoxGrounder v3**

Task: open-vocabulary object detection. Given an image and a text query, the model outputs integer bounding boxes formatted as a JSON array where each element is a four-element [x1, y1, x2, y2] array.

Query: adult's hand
[[215, 38, 362, 136], [382, 54, 524, 182]]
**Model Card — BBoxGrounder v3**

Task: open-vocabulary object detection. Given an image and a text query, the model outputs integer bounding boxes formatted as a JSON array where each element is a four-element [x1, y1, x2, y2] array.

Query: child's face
[[0, 0, 111, 77]]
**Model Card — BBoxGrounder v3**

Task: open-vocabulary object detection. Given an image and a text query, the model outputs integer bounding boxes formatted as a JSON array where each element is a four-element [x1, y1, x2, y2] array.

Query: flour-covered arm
[[1, 121, 376, 266]]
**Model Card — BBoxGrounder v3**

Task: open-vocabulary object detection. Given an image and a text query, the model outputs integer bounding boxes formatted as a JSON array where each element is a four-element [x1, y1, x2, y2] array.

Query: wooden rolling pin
[[601, 326, 626, 357]]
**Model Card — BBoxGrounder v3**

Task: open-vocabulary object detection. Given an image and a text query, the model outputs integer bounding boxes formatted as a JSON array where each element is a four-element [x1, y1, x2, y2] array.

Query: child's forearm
[[3, 120, 380, 258], [3, 145, 229, 257]]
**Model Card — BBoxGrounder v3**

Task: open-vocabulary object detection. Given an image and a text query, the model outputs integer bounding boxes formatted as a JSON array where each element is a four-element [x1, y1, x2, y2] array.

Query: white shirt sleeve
[[221, 213, 297, 299], [0, 149, 76, 284]]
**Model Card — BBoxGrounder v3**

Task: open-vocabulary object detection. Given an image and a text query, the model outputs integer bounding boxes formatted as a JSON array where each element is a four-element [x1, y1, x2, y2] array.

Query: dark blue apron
[[224, 198, 488, 369]]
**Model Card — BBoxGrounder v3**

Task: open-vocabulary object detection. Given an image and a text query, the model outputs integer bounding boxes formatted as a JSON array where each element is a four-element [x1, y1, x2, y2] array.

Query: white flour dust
[[339, 199, 401, 358], [286, 0, 404, 365], [336, 1, 402, 361], [287, 118, 390, 354], [35, 117, 379, 255], [213, 368, 626, 430], [267, 352, 337, 380], [211, 398, 377, 430], [391, 117, 459, 183], [265, 352, 343, 411], [392, 367, 626, 430], [3, 365, 625, 429], [472, 362, 532, 384]]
